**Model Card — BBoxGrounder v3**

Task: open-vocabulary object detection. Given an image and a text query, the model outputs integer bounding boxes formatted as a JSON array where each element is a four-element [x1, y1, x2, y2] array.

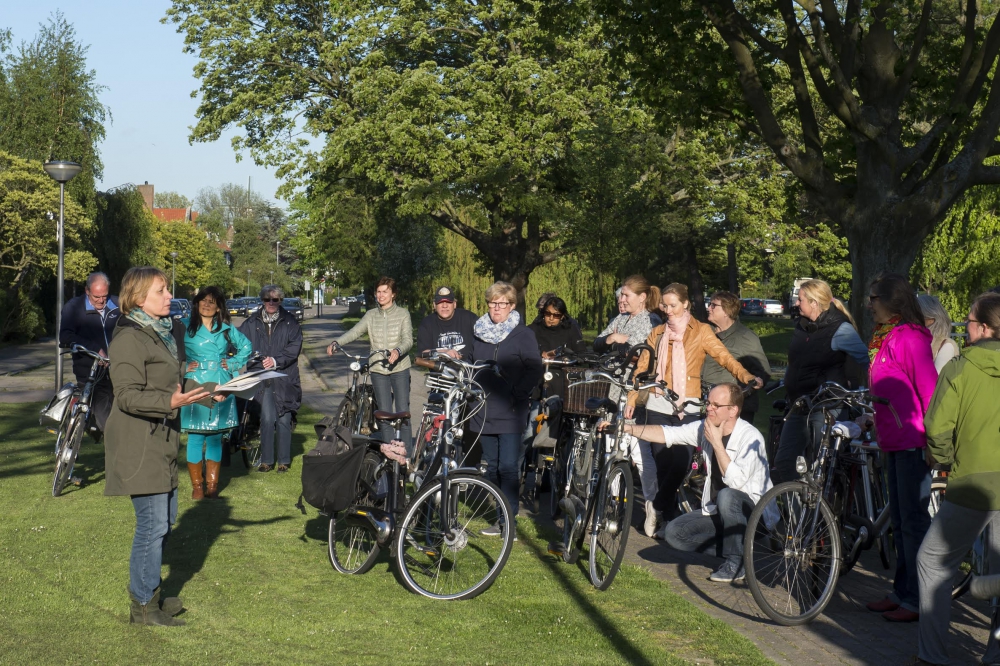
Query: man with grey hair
[[238, 284, 302, 472], [59, 271, 120, 432]]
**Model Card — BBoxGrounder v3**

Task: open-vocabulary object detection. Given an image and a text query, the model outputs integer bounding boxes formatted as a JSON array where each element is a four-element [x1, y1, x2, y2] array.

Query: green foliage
[[912, 188, 1000, 319], [92, 185, 160, 289], [0, 151, 94, 340], [0, 12, 108, 217], [153, 190, 192, 208]]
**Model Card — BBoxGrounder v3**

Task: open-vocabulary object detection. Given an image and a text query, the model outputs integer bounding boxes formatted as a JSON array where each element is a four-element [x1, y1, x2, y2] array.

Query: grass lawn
[[743, 317, 795, 367], [0, 402, 773, 665]]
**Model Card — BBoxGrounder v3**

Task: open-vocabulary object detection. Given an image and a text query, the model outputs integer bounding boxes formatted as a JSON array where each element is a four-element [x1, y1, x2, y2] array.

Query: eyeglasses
[[263, 298, 281, 303], [707, 402, 736, 410], [707, 302, 722, 310], [488, 302, 513, 309], [967, 318, 981, 326], [868, 294, 880, 302], [543, 311, 564, 320]]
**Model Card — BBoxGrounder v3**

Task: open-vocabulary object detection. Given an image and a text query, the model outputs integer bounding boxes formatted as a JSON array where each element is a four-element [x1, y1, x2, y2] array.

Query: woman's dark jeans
[[480, 433, 524, 518], [771, 406, 843, 485], [885, 448, 932, 612], [129, 489, 177, 604], [371, 369, 412, 451], [634, 406, 689, 518]]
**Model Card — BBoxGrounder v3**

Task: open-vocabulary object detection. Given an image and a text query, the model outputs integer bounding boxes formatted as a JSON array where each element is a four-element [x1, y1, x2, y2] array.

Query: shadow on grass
[[162, 497, 292, 598]]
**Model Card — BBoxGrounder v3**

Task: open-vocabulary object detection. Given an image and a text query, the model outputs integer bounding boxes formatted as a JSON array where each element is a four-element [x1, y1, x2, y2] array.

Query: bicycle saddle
[[374, 410, 411, 421], [585, 397, 617, 414], [427, 392, 446, 405]]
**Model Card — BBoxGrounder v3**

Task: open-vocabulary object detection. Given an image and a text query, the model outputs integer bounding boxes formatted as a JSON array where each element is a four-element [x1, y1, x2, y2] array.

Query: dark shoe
[[205, 460, 221, 498], [276, 464, 289, 473], [709, 559, 745, 583], [187, 462, 204, 500], [129, 588, 185, 626], [866, 596, 900, 613], [883, 607, 919, 623], [258, 464, 273, 473], [153, 586, 183, 616]]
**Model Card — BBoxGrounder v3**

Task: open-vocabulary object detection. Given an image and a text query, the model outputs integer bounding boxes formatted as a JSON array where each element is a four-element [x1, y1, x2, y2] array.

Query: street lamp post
[[276, 240, 280, 265], [170, 251, 179, 295], [43, 160, 82, 392], [246, 269, 252, 297]]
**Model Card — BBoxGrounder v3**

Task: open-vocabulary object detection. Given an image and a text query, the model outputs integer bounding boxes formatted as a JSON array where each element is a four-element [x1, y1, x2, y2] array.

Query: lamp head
[[42, 161, 82, 184]]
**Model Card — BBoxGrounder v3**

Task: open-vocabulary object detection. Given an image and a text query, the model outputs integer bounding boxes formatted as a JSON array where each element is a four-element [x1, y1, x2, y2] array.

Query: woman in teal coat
[[181, 286, 252, 499]]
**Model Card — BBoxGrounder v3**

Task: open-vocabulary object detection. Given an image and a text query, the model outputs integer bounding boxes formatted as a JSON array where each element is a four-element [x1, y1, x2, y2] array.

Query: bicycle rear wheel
[[240, 426, 262, 469], [588, 461, 633, 590], [53, 416, 85, 497], [396, 473, 514, 600], [329, 450, 388, 575], [744, 481, 841, 625]]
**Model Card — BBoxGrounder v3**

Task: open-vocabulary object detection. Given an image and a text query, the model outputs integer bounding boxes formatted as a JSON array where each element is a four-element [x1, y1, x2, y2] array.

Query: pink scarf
[[657, 312, 691, 400]]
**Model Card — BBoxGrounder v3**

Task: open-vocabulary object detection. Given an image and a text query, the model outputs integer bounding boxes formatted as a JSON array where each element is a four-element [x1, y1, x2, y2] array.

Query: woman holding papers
[[181, 286, 253, 499]]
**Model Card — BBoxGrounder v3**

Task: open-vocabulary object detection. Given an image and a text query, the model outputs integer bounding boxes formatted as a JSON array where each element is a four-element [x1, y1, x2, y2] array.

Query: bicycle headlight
[[544, 371, 553, 382], [350, 361, 361, 372], [795, 456, 808, 475]]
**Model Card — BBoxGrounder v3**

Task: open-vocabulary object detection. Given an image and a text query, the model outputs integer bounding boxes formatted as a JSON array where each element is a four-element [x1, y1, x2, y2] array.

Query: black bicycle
[[48, 344, 108, 497], [329, 345, 391, 437]]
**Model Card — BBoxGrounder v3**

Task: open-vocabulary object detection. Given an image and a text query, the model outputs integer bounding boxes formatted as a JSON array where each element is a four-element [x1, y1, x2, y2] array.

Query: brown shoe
[[866, 596, 899, 613], [883, 607, 919, 622], [187, 462, 204, 500], [205, 460, 221, 499]]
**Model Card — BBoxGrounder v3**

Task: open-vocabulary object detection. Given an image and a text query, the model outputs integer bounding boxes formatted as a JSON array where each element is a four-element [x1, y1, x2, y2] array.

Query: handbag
[[298, 421, 367, 514], [221, 329, 239, 358]]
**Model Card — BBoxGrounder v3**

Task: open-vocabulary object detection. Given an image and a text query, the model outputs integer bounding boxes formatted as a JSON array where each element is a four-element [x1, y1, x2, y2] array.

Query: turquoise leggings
[[186, 433, 223, 463]]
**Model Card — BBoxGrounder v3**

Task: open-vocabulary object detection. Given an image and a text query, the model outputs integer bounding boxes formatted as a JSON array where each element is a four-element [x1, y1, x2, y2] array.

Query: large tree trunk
[[686, 242, 708, 322], [727, 242, 739, 294]]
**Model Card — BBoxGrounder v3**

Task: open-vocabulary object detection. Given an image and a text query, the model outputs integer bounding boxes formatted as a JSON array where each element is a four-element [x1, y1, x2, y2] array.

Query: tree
[[0, 151, 94, 339], [92, 185, 160, 289], [153, 190, 192, 208], [599, 0, 1000, 330], [155, 220, 217, 298], [165, 0, 644, 308], [0, 12, 108, 216]]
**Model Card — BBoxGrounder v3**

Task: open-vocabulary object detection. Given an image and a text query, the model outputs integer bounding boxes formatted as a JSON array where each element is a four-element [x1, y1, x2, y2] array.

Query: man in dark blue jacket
[[59, 272, 119, 431]]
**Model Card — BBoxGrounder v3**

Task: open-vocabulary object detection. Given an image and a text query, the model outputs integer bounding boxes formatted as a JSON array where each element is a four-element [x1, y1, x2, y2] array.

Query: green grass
[[743, 317, 795, 367], [0, 402, 773, 665]]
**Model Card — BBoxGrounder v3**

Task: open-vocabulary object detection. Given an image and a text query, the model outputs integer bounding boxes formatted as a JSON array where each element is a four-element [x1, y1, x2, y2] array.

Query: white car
[[763, 299, 784, 316]]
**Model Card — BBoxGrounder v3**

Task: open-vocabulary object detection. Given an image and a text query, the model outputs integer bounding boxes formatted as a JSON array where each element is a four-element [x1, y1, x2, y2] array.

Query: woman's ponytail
[[647, 285, 662, 313]]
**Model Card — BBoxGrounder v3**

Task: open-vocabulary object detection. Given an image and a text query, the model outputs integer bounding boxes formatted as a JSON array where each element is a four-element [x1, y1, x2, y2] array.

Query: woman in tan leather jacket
[[627, 283, 762, 538]]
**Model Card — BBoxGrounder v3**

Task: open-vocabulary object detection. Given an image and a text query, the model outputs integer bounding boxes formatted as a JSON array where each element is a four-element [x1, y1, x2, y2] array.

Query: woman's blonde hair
[[485, 281, 517, 305], [798, 279, 857, 329], [119, 266, 169, 315], [662, 283, 691, 310], [622, 275, 661, 313], [917, 294, 953, 353]]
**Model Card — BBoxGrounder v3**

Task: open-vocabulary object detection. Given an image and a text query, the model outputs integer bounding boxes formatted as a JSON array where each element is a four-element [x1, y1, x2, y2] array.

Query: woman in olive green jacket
[[105, 267, 216, 627], [917, 292, 1000, 664]]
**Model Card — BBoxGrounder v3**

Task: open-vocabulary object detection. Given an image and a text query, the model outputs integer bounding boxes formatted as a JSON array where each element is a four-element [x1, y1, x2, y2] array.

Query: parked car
[[245, 298, 262, 316], [740, 298, 765, 317], [169, 298, 191, 320], [763, 299, 785, 317], [282, 298, 305, 322], [228, 297, 247, 317]]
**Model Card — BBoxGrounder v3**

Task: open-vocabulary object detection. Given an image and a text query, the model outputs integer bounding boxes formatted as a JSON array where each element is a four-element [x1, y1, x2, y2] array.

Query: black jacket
[[784, 308, 850, 401], [528, 319, 584, 398], [416, 308, 478, 360], [59, 294, 121, 381], [238, 308, 302, 416], [469, 323, 543, 434]]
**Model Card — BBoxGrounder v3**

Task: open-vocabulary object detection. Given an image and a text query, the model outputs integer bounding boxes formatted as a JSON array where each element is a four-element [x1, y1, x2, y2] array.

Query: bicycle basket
[[563, 371, 611, 415], [39, 383, 76, 425], [300, 425, 366, 513]]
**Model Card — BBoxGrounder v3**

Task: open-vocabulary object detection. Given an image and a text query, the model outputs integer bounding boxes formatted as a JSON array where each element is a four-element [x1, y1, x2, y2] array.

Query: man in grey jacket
[[701, 291, 771, 425]]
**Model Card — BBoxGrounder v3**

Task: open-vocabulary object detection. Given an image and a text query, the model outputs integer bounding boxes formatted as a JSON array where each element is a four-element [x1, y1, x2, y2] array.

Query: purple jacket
[[869, 323, 938, 452]]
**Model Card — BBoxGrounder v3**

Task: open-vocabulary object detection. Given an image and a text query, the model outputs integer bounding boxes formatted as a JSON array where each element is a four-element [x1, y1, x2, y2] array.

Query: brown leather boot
[[205, 460, 221, 499], [187, 462, 204, 500]]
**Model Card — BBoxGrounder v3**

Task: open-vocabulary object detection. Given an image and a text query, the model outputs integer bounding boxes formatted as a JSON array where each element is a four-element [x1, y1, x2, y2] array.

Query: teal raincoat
[[180, 320, 253, 433]]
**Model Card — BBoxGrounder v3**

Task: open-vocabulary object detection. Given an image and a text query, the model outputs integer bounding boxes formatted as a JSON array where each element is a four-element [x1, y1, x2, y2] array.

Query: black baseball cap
[[434, 287, 456, 303]]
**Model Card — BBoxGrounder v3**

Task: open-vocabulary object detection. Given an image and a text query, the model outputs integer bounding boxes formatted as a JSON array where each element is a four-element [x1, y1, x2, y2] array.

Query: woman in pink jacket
[[864, 273, 939, 623]]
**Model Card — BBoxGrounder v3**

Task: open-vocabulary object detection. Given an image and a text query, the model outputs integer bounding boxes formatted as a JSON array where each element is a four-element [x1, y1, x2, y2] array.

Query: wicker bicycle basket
[[562, 369, 612, 415]]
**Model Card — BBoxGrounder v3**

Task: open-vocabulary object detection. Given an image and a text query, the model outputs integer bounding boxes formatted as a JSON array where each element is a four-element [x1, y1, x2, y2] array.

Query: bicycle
[[50, 344, 108, 497], [227, 394, 263, 468], [328, 359, 514, 600], [547, 343, 664, 590], [743, 381, 893, 625], [328, 345, 392, 437]]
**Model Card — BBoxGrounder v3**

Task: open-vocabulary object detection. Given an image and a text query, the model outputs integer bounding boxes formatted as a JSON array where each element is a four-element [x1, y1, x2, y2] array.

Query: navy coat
[[469, 323, 543, 435], [238, 308, 302, 416]]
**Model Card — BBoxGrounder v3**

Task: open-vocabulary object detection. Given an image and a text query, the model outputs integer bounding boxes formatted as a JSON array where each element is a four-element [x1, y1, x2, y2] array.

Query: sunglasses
[[543, 311, 564, 319], [263, 298, 281, 303]]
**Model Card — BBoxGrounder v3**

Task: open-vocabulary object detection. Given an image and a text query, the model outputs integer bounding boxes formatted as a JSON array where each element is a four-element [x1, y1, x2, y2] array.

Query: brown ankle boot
[[205, 460, 221, 499], [187, 462, 204, 500]]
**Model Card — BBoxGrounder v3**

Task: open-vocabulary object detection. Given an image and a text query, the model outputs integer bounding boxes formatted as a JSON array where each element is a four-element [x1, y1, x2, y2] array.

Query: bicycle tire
[[329, 450, 387, 575], [52, 416, 85, 497], [588, 461, 633, 590], [396, 473, 514, 600], [358, 386, 376, 436], [336, 395, 357, 432], [744, 481, 842, 626], [549, 432, 569, 520]]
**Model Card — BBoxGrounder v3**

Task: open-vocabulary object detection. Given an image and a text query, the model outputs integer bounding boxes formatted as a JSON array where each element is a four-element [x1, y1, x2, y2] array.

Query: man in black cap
[[416, 286, 477, 360]]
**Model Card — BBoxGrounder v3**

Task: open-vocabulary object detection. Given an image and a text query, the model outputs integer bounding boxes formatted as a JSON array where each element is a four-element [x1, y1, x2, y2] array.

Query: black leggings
[[634, 407, 692, 519]]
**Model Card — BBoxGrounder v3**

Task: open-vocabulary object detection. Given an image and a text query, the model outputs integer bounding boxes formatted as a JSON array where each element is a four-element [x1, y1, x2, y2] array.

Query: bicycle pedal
[[546, 541, 566, 556], [70, 477, 82, 486]]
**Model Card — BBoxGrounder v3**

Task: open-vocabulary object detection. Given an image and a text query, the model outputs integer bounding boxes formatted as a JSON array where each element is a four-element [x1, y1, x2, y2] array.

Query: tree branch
[[892, 0, 933, 104]]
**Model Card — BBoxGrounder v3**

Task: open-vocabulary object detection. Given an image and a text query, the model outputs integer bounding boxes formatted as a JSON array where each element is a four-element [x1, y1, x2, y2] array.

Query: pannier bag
[[531, 396, 563, 449], [39, 383, 76, 426], [299, 418, 366, 513]]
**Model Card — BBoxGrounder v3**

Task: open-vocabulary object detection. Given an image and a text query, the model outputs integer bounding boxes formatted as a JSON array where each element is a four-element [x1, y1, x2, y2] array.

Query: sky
[[5, 2, 288, 207]]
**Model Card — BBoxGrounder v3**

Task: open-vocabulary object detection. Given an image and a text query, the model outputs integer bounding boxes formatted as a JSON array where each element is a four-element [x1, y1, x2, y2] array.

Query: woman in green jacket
[[181, 286, 252, 499], [327, 276, 413, 448], [917, 292, 1000, 664], [105, 267, 219, 626]]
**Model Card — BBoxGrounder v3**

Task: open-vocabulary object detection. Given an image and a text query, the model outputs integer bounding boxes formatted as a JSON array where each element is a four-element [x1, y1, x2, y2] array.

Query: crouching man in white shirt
[[618, 382, 773, 583]]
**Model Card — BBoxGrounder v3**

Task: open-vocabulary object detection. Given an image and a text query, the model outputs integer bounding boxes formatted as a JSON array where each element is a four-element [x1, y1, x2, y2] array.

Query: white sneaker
[[643, 501, 660, 538]]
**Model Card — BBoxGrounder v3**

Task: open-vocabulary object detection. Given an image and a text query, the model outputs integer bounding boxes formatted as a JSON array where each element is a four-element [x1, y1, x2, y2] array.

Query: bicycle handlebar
[[63, 344, 108, 362]]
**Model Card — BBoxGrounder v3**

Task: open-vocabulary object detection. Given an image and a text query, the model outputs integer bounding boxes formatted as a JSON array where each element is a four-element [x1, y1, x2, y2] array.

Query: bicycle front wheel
[[396, 474, 514, 600], [744, 481, 841, 625], [588, 461, 633, 590], [53, 416, 85, 497], [329, 450, 388, 575]]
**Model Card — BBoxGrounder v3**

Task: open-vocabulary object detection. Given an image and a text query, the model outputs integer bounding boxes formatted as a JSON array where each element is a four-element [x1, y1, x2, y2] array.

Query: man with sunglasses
[[416, 286, 476, 360], [59, 271, 120, 433], [614, 383, 774, 583]]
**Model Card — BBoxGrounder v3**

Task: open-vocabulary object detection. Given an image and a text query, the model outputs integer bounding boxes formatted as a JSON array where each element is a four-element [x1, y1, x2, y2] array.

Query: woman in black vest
[[772, 279, 868, 484]]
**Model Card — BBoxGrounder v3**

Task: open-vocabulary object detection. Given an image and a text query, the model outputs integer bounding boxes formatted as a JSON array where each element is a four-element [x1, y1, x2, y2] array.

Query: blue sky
[[5, 2, 287, 207]]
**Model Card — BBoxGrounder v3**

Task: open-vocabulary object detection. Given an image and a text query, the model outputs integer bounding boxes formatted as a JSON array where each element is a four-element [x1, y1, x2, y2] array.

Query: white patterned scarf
[[474, 310, 521, 344]]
